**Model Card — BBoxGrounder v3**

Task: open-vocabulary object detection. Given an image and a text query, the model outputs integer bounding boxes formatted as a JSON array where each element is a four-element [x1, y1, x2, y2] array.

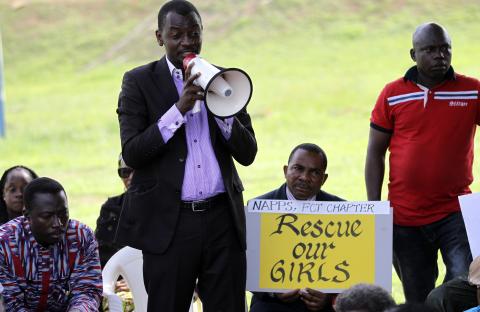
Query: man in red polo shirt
[[365, 22, 478, 303]]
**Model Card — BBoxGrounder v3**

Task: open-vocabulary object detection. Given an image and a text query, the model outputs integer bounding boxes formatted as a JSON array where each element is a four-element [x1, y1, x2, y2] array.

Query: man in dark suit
[[115, 1, 257, 311], [250, 143, 342, 312]]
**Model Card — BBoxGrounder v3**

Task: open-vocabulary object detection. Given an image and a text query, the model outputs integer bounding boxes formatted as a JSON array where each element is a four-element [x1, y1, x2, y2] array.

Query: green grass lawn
[[1, 0, 480, 303]]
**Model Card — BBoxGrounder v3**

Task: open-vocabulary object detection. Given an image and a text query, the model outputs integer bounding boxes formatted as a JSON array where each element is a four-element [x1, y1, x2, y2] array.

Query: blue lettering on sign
[[251, 200, 295, 212], [326, 203, 375, 213]]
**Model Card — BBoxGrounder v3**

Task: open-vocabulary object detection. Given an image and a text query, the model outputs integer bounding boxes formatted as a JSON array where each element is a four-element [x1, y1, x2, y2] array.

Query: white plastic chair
[[102, 246, 199, 312]]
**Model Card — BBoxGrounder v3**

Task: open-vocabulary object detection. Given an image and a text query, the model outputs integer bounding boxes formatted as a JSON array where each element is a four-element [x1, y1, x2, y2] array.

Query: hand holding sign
[[299, 288, 330, 311], [276, 289, 301, 303]]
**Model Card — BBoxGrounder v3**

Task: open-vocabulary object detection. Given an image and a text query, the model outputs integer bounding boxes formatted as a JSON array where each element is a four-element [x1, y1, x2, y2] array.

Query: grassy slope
[[1, 0, 480, 302]]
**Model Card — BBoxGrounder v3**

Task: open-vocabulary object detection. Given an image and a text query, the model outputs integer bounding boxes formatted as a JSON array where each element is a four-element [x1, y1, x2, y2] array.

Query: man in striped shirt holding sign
[[365, 22, 477, 303], [0, 177, 102, 311]]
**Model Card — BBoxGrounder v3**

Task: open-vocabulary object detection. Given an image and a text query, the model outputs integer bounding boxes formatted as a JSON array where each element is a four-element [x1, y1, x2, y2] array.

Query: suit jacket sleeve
[[220, 108, 257, 166], [117, 69, 170, 169]]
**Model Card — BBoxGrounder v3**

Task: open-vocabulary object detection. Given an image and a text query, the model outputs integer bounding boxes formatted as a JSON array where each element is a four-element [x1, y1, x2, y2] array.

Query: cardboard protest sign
[[246, 200, 392, 293]]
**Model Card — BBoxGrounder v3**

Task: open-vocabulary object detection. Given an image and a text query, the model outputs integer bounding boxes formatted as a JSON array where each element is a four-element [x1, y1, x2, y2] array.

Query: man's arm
[[67, 227, 103, 312], [0, 245, 28, 312], [117, 71, 169, 168], [365, 127, 391, 200], [118, 63, 203, 169], [218, 108, 257, 166], [275, 289, 301, 303]]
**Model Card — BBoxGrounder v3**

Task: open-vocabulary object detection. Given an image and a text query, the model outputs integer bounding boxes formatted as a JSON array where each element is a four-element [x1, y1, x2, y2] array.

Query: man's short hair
[[158, 0, 202, 31], [287, 143, 328, 170], [335, 283, 396, 312], [23, 177, 66, 212]]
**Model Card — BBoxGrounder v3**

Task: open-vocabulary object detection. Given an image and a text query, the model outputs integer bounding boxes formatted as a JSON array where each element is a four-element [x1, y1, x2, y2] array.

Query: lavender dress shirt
[[156, 58, 233, 201]]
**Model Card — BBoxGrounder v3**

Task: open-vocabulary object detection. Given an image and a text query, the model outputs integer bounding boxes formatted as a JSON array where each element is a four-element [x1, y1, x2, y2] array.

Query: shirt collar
[[403, 65, 456, 83], [166, 56, 183, 80], [286, 185, 317, 201]]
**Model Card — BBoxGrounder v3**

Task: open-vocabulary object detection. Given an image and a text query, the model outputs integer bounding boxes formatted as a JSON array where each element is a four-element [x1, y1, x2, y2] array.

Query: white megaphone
[[183, 53, 253, 117]]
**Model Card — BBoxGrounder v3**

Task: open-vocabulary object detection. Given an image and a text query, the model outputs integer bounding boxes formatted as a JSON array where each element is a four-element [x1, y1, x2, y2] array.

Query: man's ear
[[410, 48, 416, 62], [283, 165, 288, 179], [321, 173, 328, 187], [155, 30, 164, 46]]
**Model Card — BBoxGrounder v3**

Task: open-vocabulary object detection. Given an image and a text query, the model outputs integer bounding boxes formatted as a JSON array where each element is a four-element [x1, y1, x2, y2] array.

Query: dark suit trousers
[[142, 196, 246, 312]]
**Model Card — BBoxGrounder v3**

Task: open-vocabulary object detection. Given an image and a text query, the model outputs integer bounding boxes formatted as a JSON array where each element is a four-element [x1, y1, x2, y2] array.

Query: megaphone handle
[[191, 100, 201, 114]]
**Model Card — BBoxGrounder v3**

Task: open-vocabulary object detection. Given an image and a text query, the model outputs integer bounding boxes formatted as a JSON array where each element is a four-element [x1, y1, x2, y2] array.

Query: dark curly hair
[[0, 165, 38, 224], [335, 283, 396, 312]]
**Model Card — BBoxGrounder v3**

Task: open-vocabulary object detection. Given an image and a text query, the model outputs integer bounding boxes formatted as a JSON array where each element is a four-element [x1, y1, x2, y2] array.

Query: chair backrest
[[103, 246, 203, 312], [102, 246, 148, 312], [103, 247, 198, 312]]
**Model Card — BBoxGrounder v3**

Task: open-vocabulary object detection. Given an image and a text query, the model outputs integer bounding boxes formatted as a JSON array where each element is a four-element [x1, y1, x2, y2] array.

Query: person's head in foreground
[[410, 22, 452, 88], [0, 165, 38, 223], [334, 283, 396, 312], [23, 177, 69, 247], [284, 143, 328, 200], [155, 0, 202, 69]]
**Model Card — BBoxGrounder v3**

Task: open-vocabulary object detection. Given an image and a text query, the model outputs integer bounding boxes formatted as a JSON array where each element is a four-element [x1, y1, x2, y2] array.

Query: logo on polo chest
[[449, 101, 468, 107], [434, 90, 477, 108]]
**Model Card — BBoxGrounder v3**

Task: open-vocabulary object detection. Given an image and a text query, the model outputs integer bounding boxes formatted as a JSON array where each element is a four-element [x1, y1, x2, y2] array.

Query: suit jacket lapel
[[315, 191, 326, 201], [207, 112, 218, 146], [151, 56, 187, 143], [151, 56, 179, 107], [279, 184, 288, 199]]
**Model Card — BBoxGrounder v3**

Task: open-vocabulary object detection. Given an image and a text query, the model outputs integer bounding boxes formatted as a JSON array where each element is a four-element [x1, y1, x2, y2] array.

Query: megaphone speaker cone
[[205, 68, 253, 118], [208, 75, 233, 98], [182, 53, 253, 117]]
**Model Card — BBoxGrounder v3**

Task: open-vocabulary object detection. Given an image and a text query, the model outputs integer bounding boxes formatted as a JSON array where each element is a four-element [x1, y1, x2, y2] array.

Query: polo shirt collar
[[403, 65, 455, 83]]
